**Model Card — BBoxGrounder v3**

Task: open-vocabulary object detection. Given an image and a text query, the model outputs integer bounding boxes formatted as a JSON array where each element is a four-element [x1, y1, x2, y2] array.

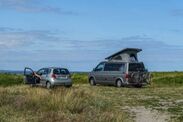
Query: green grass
[[0, 72, 183, 121], [71, 73, 88, 84], [0, 74, 23, 86], [151, 72, 183, 87], [0, 85, 131, 122]]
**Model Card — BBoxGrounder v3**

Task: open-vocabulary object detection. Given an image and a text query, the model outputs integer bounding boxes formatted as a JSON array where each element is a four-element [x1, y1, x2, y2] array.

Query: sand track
[[130, 106, 169, 122]]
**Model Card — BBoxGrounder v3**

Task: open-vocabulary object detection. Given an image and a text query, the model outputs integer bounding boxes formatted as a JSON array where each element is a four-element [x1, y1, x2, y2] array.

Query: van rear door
[[128, 63, 147, 84]]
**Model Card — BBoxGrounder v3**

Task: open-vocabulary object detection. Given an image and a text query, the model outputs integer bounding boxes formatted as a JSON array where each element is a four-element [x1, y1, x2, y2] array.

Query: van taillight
[[125, 74, 130, 79], [52, 74, 56, 79]]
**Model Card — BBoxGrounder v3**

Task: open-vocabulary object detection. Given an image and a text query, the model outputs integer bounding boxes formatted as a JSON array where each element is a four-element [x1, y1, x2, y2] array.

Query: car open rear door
[[24, 67, 36, 84]]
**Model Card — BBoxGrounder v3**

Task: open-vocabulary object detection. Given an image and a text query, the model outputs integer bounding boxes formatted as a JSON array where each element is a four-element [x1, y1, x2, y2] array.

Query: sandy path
[[129, 106, 169, 122]]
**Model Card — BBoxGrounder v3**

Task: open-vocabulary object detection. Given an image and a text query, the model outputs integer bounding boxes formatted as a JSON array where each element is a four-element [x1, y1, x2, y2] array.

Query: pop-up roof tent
[[105, 48, 142, 62]]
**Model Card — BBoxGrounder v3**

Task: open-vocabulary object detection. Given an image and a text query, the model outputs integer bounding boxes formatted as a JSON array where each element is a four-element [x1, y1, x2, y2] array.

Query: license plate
[[57, 76, 67, 80]]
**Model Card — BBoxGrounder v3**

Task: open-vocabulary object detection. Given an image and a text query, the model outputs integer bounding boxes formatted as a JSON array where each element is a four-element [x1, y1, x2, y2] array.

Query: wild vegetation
[[0, 74, 23, 86], [0, 72, 183, 122]]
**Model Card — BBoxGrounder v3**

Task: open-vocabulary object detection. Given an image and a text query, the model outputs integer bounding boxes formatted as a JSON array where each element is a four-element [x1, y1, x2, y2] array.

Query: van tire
[[116, 79, 122, 88], [46, 81, 52, 89], [89, 78, 96, 86]]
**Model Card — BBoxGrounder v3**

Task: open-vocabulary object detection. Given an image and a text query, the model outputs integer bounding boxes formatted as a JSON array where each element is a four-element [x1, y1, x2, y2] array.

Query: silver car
[[88, 61, 150, 87], [24, 67, 72, 88]]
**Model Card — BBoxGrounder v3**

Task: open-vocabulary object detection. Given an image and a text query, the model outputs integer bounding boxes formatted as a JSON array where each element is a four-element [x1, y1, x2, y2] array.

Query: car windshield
[[53, 68, 70, 75], [129, 63, 145, 72]]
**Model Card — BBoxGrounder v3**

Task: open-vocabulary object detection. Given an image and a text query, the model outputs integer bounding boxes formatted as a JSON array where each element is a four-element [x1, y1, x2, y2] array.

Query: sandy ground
[[130, 106, 169, 122]]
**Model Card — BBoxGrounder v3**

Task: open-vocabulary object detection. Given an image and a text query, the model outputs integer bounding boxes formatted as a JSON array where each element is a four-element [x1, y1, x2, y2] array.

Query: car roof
[[42, 67, 68, 69], [100, 61, 144, 64]]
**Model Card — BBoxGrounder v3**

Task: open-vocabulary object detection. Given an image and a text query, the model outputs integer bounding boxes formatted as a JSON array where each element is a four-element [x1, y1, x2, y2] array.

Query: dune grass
[[0, 72, 183, 122], [151, 72, 183, 87], [71, 73, 88, 84], [0, 85, 131, 122], [0, 74, 23, 86]]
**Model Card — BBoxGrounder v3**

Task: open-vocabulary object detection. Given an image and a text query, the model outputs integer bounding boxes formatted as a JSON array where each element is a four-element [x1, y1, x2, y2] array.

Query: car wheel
[[135, 84, 142, 88], [89, 78, 96, 86], [30, 84, 36, 87], [116, 79, 122, 88], [46, 82, 52, 89], [65, 84, 72, 88]]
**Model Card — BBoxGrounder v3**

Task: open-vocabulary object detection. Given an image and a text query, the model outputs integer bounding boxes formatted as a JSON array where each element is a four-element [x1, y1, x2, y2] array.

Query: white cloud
[[0, 0, 76, 15], [0, 27, 58, 48], [0, 28, 183, 71]]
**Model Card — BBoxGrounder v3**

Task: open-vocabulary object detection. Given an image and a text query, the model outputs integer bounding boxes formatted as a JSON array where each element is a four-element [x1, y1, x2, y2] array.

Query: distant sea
[[0, 70, 24, 74], [0, 70, 88, 75]]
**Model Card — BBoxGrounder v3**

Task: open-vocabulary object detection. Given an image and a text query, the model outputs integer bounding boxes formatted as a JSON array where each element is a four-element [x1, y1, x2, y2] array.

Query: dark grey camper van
[[88, 48, 150, 87]]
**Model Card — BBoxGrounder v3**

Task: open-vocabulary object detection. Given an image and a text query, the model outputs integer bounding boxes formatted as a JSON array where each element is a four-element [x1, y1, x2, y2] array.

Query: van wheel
[[46, 82, 52, 89], [89, 78, 96, 86], [116, 79, 122, 87]]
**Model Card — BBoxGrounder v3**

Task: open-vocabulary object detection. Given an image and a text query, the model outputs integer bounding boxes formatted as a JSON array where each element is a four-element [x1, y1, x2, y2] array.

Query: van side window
[[104, 63, 125, 71], [95, 63, 105, 71], [129, 63, 145, 71], [120, 64, 125, 72]]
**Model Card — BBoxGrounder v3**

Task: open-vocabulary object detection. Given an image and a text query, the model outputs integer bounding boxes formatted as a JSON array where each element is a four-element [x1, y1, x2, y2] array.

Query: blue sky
[[0, 0, 183, 71]]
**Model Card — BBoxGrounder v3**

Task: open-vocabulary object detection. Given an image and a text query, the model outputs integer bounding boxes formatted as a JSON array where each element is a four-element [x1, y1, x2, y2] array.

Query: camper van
[[88, 48, 150, 87]]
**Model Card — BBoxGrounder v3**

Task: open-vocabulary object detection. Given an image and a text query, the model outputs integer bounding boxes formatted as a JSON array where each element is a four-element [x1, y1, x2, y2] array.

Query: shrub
[[0, 74, 23, 86], [71, 73, 88, 84], [151, 72, 183, 87]]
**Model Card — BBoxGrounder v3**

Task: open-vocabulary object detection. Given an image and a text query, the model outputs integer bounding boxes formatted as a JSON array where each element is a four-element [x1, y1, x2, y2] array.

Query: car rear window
[[53, 68, 70, 75], [104, 63, 125, 71], [129, 63, 145, 72]]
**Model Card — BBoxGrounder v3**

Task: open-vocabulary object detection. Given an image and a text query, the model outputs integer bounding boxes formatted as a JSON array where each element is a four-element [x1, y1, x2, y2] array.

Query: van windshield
[[129, 63, 145, 72]]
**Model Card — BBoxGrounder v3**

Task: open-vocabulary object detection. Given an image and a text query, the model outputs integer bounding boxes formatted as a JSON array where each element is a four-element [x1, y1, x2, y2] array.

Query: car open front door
[[24, 67, 36, 84]]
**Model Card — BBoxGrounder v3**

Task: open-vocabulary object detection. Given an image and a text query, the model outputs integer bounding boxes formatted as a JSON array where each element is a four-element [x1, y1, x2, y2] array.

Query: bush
[[0, 74, 23, 86], [71, 73, 88, 84], [151, 72, 183, 87]]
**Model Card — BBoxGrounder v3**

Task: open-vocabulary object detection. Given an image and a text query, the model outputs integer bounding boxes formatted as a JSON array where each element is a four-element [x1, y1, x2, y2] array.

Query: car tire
[[116, 79, 122, 88], [30, 84, 36, 87], [65, 84, 72, 88], [89, 78, 96, 86], [135, 84, 142, 88], [46, 82, 52, 89]]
